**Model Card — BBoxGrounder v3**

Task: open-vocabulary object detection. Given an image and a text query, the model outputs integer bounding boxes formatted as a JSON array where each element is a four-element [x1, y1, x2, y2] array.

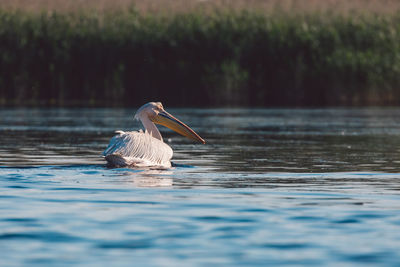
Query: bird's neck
[[140, 116, 163, 142]]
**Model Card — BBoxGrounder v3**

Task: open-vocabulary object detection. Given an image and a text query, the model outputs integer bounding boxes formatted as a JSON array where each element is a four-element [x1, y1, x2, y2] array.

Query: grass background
[[1, 0, 400, 107]]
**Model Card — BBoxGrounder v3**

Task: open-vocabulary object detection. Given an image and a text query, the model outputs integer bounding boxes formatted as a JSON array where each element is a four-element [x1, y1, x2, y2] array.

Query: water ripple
[[2, 108, 400, 266], [0, 231, 83, 243]]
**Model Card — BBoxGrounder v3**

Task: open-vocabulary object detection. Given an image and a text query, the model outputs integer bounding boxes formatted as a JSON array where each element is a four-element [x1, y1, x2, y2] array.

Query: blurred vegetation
[[1, 4, 400, 106]]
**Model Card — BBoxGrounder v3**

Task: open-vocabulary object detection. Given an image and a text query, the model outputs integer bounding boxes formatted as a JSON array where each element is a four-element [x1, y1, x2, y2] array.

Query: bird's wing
[[103, 131, 173, 167]]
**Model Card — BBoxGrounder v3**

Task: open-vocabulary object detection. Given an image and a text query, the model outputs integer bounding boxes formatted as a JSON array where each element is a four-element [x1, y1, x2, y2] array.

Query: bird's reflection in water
[[119, 168, 173, 187]]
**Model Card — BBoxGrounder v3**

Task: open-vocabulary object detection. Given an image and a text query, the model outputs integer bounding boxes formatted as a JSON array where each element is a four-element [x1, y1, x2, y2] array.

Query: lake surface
[[1, 107, 400, 266]]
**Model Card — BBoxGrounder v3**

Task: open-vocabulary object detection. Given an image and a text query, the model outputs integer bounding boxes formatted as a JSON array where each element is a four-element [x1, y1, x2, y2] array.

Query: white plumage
[[103, 102, 205, 168], [103, 130, 173, 168]]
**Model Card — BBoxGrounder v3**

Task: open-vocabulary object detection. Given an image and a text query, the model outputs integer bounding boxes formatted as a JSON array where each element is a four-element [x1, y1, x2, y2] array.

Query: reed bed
[[2, 0, 400, 15], [1, 1, 400, 106]]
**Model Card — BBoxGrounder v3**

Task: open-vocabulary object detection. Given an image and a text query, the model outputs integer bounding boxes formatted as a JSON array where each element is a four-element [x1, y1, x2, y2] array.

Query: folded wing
[[103, 130, 173, 167]]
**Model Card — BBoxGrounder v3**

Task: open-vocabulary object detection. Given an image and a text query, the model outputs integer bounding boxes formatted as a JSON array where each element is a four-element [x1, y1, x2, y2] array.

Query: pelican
[[103, 102, 205, 168]]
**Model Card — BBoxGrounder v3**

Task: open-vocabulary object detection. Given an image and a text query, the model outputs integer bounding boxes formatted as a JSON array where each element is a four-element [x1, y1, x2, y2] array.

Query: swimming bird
[[103, 102, 205, 168]]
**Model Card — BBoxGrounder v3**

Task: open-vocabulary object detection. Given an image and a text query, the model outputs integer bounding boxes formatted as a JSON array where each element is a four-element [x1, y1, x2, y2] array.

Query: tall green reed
[[0, 8, 400, 106]]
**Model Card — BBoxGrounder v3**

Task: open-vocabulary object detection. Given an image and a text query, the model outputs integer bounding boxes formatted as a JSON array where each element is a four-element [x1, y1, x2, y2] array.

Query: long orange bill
[[151, 110, 206, 144]]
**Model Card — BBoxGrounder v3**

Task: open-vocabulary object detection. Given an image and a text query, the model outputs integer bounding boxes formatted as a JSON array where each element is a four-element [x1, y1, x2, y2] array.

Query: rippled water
[[1, 108, 400, 266]]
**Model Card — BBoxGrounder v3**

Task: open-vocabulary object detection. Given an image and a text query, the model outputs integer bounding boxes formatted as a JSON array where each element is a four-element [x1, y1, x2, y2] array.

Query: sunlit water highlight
[[1, 108, 400, 266]]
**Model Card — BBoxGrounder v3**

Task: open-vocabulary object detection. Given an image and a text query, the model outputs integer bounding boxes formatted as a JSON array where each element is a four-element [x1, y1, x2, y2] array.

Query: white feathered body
[[103, 130, 173, 168]]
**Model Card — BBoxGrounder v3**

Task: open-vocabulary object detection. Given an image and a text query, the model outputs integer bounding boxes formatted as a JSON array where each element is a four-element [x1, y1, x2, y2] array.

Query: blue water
[[1, 108, 400, 266]]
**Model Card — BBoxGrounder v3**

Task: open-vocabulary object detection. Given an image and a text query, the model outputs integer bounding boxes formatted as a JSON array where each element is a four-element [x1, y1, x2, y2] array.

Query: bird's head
[[135, 102, 205, 144]]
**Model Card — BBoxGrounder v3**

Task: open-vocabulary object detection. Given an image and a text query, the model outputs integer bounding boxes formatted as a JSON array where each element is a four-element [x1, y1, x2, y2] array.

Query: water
[[1, 108, 400, 266]]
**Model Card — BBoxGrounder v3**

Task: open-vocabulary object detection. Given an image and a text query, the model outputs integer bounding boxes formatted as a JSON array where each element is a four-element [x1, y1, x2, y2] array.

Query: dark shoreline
[[1, 9, 400, 107]]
